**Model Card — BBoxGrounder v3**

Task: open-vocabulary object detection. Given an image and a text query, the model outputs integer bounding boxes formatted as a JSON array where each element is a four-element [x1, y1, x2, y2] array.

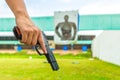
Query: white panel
[[92, 30, 120, 66]]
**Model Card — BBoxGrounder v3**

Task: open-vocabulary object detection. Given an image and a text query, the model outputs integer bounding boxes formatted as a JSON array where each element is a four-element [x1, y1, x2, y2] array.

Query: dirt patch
[[0, 49, 17, 54], [53, 50, 82, 55], [0, 49, 82, 55]]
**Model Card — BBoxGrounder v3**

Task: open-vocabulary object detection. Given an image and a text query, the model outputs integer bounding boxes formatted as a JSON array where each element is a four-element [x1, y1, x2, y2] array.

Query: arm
[[72, 23, 77, 40], [6, 0, 47, 53], [55, 24, 62, 38], [5, 0, 29, 20]]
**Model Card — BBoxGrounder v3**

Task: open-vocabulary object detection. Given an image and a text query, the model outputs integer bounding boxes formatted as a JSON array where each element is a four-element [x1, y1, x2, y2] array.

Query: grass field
[[0, 50, 120, 80]]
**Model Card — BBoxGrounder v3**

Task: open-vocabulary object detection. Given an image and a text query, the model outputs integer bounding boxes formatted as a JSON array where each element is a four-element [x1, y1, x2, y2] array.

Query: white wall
[[92, 30, 120, 66]]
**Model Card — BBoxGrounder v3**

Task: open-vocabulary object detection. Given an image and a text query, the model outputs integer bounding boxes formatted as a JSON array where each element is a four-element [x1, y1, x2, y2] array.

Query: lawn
[[0, 50, 120, 80]]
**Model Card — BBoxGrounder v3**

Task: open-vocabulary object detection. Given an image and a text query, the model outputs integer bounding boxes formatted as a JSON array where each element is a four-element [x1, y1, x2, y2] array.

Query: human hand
[[15, 17, 47, 54]]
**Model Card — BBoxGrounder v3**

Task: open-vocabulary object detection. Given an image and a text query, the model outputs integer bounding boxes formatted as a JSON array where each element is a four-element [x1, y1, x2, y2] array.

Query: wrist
[[15, 14, 34, 27], [15, 10, 30, 19]]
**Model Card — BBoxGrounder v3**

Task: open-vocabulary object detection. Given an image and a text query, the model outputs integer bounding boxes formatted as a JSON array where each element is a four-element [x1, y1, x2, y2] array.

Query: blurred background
[[0, 0, 120, 80]]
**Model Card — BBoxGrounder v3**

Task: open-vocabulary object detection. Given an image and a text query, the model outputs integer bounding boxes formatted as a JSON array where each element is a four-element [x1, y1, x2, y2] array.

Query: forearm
[[73, 26, 77, 39], [5, 0, 29, 19], [5, 0, 47, 53], [55, 27, 62, 38]]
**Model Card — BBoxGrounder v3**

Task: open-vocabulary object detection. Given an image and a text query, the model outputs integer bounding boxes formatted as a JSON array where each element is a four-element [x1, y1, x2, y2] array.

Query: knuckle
[[30, 29, 34, 33], [21, 29, 26, 33], [20, 40, 24, 43], [27, 42, 31, 45], [34, 28, 39, 34], [39, 30, 42, 34], [22, 30, 29, 34], [28, 29, 34, 35], [32, 42, 36, 46]]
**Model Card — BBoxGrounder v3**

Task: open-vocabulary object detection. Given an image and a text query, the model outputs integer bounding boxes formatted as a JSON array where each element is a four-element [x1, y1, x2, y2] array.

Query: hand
[[16, 17, 47, 54]]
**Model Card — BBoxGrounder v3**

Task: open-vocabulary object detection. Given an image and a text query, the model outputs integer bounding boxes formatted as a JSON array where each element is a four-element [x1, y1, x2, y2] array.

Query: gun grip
[[13, 27, 22, 40]]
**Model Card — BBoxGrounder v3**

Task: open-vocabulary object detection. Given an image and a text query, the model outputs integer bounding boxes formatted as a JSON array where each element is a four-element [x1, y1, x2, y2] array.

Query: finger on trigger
[[38, 32, 47, 54]]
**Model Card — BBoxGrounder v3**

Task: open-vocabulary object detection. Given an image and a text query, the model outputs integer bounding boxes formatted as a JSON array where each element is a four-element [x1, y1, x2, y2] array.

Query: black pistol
[[13, 26, 59, 71]]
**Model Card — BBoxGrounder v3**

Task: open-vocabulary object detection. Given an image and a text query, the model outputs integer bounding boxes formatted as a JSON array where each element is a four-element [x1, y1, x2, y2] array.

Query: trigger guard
[[35, 45, 44, 55]]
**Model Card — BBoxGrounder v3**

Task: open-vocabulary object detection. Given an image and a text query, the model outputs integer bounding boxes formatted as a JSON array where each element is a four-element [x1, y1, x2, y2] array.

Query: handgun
[[13, 26, 59, 71]]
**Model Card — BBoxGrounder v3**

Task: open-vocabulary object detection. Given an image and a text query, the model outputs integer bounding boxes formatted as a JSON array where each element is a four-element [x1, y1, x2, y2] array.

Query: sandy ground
[[0, 49, 17, 54], [0, 49, 82, 55]]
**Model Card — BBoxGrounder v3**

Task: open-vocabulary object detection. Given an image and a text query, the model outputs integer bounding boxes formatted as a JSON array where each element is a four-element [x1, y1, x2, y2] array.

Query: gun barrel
[[42, 31, 59, 71]]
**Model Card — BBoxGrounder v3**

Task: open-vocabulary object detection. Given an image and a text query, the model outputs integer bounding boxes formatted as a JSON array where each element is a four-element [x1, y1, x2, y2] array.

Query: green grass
[[0, 51, 120, 80]]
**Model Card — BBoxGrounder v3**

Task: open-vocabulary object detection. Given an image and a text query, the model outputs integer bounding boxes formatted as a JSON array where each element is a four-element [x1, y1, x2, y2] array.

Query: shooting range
[[0, 0, 120, 80]]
